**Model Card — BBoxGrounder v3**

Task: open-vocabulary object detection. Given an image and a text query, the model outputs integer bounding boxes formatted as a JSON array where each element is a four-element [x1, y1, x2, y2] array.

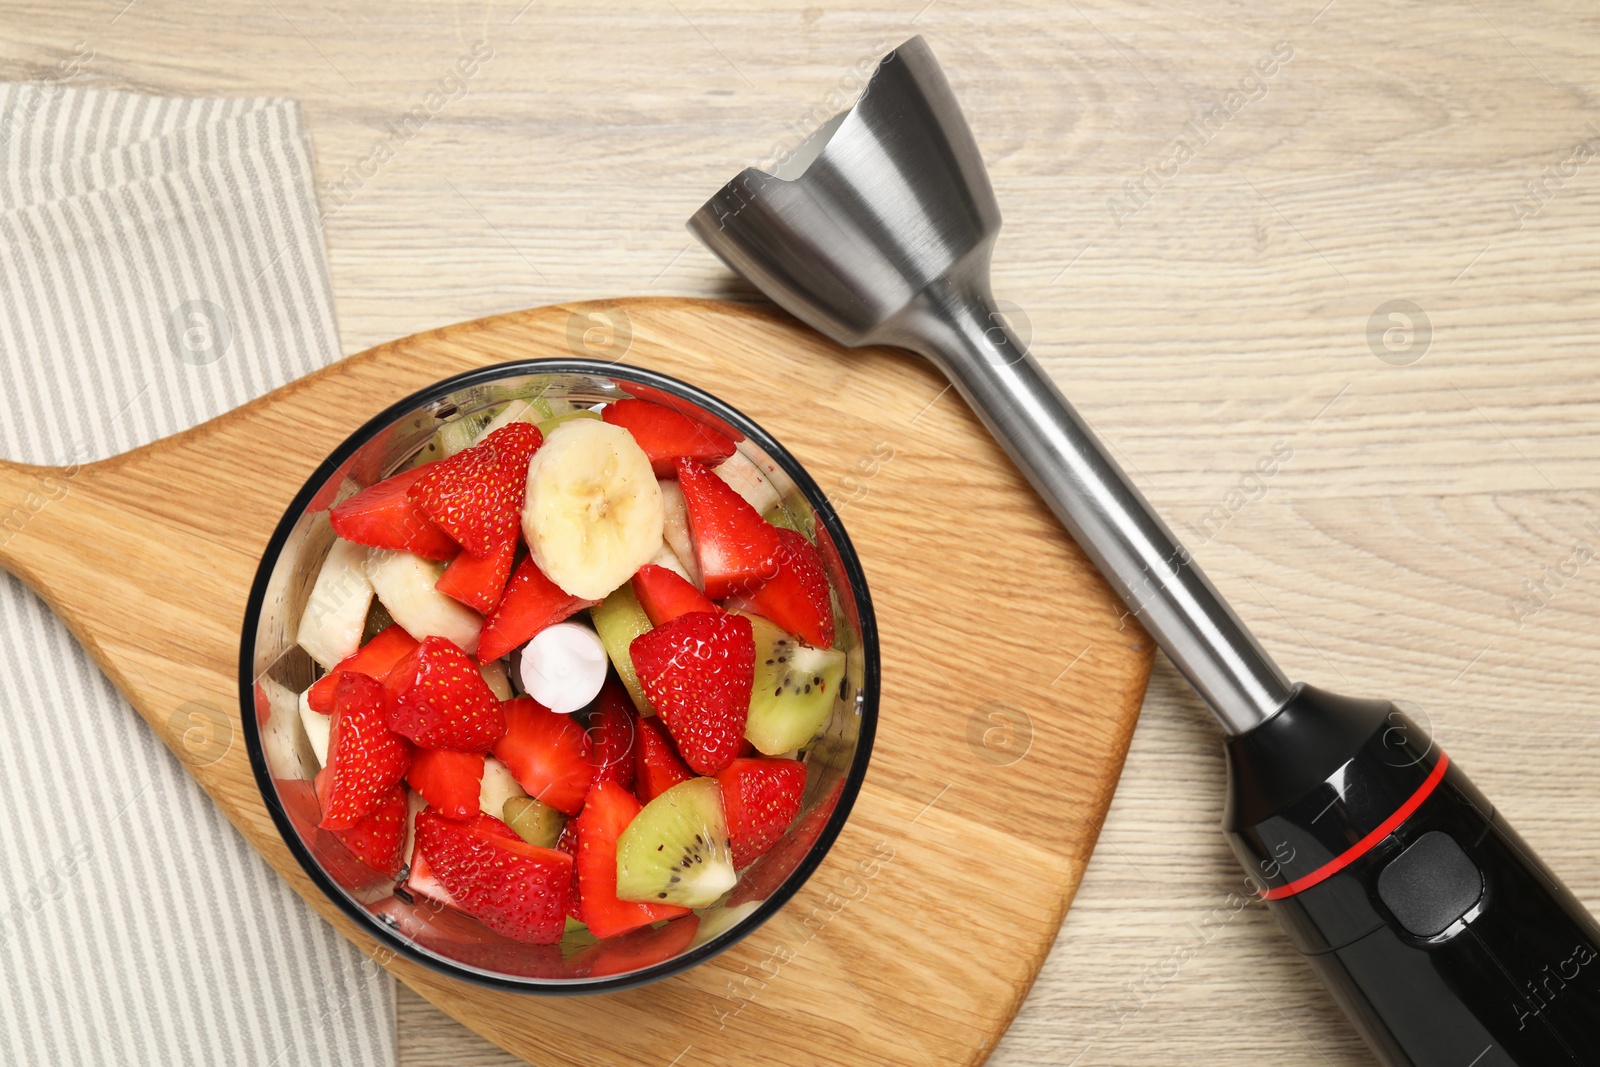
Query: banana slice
[[480, 756, 528, 817], [714, 449, 781, 513], [658, 479, 703, 589], [298, 688, 330, 767], [478, 658, 514, 700], [650, 541, 694, 584], [522, 419, 664, 600], [364, 548, 483, 655], [298, 537, 373, 668], [258, 678, 318, 781]]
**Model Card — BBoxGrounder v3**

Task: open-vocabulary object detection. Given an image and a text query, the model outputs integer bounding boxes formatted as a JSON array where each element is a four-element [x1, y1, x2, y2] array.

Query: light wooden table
[[8, 2, 1600, 1063]]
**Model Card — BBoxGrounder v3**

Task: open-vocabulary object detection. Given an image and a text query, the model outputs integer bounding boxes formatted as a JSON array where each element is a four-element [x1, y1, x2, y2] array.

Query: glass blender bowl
[[240, 360, 878, 992]]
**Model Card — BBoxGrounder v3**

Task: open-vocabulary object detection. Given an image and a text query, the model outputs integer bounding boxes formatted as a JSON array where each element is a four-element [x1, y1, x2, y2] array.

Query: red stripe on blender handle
[[1260, 753, 1452, 902]]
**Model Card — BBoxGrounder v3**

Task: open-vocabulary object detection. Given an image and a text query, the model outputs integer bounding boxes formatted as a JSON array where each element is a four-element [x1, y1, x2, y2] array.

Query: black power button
[[1377, 830, 1484, 938]]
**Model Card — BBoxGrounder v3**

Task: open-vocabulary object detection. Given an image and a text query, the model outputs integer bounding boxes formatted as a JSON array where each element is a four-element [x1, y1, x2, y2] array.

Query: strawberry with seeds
[[586, 678, 638, 790], [402, 847, 456, 907], [404, 811, 524, 906], [494, 697, 596, 815], [557, 820, 581, 919], [436, 537, 518, 615], [737, 528, 835, 647], [307, 624, 419, 713], [477, 556, 597, 663], [673, 458, 782, 599], [633, 716, 692, 803], [630, 610, 755, 775], [730, 781, 843, 907], [407, 748, 486, 820], [330, 466, 459, 560], [325, 783, 409, 875], [385, 636, 507, 752], [602, 398, 736, 477], [631, 563, 719, 626], [716, 758, 807, 869], [414, 811, 572, 945], [318, 672, 412, 830], [409, 423, 543, 558]]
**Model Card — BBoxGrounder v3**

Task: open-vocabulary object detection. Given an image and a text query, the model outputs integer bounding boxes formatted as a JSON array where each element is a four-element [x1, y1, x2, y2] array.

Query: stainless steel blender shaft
[[689, 36, 1292, 733], [691, 41, 1600, 1067]]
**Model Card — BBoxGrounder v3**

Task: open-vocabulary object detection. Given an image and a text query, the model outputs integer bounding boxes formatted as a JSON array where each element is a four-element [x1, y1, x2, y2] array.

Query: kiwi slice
[[503, 796, 566, 850], [763, 503, 802, 534], [743, 612, 846, 755], [560, 917, 597, 959], [411, 410, 495, 467], [480, 393, 573, 437], [690, 900, 761, 949], [762, 502, 814, 540], [616, 778, 736, 908], [590, 584, 656, 716]]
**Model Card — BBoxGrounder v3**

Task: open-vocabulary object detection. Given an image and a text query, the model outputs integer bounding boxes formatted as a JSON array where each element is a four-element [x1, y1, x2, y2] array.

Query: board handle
[[0, 458, 75, 581]]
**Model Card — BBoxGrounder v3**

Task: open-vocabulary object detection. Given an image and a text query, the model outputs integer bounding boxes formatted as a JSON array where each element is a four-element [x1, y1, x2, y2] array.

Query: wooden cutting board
[[0, 298, 1153, 1067]]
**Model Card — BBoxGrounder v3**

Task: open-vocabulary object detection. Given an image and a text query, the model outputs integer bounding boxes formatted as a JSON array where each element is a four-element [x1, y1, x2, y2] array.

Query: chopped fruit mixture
[[291, 395, 851, 947]]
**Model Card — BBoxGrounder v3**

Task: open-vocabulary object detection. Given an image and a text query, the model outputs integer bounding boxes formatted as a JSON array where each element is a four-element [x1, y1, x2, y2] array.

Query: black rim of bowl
[[237, 358, 880, 994]]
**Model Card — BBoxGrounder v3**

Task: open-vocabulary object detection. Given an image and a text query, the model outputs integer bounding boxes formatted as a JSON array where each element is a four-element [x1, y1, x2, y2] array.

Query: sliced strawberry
[[328, 784, 408, 875], [615, 382, 745, 443], [310, 772, 403, 891], [729, 780, 843, 907], [575, 780, 691, 938], [318, 672, 412, 830], [585, 678, 637, 790], [674, 457, 782, 599], [716, 758, 807, 869], [572, 913, 700, 977], [404, 811, 523, 905], [481, 811, 527, 844], [602, 398, 736, 478], [477, 556, 597, 663], [436, 537, 517, 615], [738, 528, 834, 648], [494, 697, 596, 815], [557, 820, 581, 919], [283, 776, 324, 843], [631, 563, 719, 627], [307, 624, 419, 713], [385, 637, 507, 753], [415, 810, 572, 945], [329, 465, 460, 560], [403, 847, 457, 906], [630, 611, 754, 775], [633, 715, 693, 803], [408, 423, 542, 559], [407, 748, 486, 820]]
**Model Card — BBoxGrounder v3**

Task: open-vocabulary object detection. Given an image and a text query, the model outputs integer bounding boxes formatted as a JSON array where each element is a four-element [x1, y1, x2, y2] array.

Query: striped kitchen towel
[[0, 85, 397, 1066]]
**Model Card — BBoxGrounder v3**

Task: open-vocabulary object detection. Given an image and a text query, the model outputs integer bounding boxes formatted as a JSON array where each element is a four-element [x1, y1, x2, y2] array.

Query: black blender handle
[[680, 38, 1600, 1061], [1224, 685, 1600, 1065]]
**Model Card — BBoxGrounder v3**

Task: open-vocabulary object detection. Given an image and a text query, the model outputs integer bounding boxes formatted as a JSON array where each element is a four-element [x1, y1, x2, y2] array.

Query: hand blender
[[688, 36, 1600, 1065]]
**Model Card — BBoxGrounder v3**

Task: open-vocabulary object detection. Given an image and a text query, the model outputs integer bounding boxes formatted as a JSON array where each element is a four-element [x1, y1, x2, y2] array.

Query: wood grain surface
[[5, 1, 1600, 1063], [0, 299, 1153, 1066]]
